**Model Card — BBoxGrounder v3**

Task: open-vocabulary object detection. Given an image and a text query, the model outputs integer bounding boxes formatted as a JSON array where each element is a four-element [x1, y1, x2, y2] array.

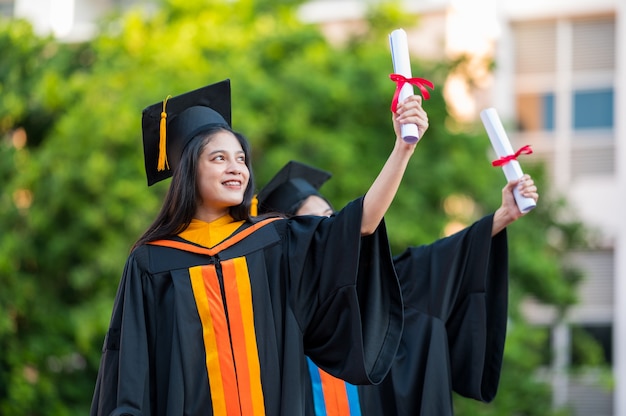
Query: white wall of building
[[612, 1, 626, 415]]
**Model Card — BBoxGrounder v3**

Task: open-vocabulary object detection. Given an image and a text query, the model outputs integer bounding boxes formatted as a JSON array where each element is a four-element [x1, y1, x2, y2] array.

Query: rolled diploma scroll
[[480, 108, 536, 213], [389, 29, 419, 143]]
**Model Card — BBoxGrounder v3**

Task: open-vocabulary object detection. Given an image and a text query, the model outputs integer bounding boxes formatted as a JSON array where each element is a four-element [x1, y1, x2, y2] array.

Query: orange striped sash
[[190, 258, 265, 415], [148, 219, 280, 415]]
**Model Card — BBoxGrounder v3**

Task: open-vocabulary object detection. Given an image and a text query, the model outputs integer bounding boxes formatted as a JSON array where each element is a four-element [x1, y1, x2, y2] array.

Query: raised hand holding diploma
[[480, 107, 536, 213], [389, 28, 434, 144]]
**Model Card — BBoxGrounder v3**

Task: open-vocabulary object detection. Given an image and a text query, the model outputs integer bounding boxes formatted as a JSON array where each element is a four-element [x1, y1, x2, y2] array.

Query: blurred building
[[0, 0, 147, 41], [3, 0, 623, 414]]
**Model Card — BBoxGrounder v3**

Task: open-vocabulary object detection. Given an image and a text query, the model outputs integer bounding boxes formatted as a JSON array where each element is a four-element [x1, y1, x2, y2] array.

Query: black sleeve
[[394, 214, 508, 402], [288, 197, 403, 386], [90, 250, 151, 416], [359, 214, 509, 416]]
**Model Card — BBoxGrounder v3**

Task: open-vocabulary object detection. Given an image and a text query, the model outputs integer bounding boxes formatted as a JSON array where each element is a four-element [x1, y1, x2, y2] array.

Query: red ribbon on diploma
[[389, 74, 435, 112], [491, 145, 533, 167]]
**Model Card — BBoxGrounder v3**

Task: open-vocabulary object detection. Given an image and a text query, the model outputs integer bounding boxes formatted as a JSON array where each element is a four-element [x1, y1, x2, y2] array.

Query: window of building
[[516, 92, 555, 132], [512, 16, 615, 135], [511, 16, 615, 179], [571, 18, 615, 72], [571, 324, 612, 367], [572, 89, 614, 130], [513, 20, 557, 74]]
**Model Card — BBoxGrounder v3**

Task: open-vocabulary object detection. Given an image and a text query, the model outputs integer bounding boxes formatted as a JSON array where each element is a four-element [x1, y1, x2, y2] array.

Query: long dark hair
[[133, 126, 255, 250]]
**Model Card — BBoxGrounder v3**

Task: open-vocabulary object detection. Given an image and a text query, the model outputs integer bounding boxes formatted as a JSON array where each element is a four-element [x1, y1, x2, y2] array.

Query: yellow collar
[[179, 215, 245, 248]]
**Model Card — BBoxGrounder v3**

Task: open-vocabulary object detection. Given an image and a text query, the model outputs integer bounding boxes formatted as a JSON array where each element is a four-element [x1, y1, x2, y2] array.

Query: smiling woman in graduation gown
[[90, 80, 430, 416], [91, 200, 400, 416]]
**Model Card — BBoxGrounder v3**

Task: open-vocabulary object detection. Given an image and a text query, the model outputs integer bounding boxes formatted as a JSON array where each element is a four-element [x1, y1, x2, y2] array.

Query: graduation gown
[[90, 198, 403, 416], [306, 214, 509, 415]]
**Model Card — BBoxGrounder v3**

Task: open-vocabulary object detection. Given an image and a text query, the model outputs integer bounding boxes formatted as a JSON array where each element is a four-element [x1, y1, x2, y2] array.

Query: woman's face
[[195, 130, 250, 222], [295, 195, 334, 217]]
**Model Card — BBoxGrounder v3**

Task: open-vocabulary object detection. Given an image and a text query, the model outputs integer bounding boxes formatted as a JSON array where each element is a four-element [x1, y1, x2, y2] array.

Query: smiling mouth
[[223, 180, 242, 187]]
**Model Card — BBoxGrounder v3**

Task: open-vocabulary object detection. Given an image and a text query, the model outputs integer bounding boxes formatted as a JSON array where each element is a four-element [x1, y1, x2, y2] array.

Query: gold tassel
[[157, 95, 171, 171], [250, 195, 258, 216]]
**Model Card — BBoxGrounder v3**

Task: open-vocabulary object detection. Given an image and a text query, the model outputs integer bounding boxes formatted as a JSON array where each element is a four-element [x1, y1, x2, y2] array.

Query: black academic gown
[[357, 214, 508, 415], [90, 198, 402, 416]]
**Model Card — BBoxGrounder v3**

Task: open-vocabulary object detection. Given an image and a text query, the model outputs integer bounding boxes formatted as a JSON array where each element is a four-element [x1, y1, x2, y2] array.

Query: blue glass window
[[573, 89, 614, 129], [542, 93, 555, 131]]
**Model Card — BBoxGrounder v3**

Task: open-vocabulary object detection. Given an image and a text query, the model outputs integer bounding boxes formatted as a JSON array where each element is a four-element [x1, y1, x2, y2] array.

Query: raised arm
[[361, 95, 428, 235], [491, 174, 539, 236]]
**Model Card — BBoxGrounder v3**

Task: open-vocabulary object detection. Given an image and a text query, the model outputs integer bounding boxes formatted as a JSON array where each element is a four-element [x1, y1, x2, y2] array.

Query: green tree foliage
[[0, 1, 591, 414]]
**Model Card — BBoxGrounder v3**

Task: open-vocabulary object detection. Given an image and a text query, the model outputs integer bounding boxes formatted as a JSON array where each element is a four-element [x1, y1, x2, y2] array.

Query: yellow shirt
[[178, 215, 245, 248]]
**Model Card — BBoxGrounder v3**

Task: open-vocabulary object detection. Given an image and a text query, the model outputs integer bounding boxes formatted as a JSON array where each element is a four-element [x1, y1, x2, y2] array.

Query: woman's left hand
[[492, 174, 539, 235], [392, 95, 429, 146]]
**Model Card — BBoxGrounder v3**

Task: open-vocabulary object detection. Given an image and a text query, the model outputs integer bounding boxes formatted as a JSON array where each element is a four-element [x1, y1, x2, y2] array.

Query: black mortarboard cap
[[257, 160, 332, 215], [141, 79, 231, 186]]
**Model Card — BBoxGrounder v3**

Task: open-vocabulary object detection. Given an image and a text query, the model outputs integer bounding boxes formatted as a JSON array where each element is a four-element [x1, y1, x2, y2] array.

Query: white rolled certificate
[[389, 28, 419, 143], [480, 108, 536, 213]]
